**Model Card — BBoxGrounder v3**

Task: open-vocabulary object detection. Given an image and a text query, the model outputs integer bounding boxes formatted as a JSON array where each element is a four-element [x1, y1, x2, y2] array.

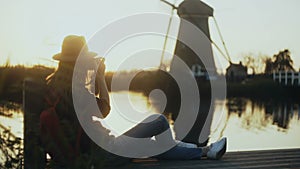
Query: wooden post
[[298, 72, 300, 86], [23, 78, 46, 169], [285, 71, 288, 85], [291, 72, 294, 85], [279, 72, 281, 83]]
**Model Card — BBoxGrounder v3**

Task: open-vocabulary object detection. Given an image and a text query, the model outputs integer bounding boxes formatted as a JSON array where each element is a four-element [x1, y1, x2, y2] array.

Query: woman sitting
[[40, 35, 227, 168]]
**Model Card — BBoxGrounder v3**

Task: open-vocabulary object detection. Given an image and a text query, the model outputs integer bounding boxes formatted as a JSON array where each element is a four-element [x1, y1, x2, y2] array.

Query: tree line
[[0, 49, 298, 103], [242, 49, 296, 75]]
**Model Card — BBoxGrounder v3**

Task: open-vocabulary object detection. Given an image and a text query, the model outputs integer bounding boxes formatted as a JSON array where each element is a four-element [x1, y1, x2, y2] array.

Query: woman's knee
[[143, 114, 170, 132], [155, 114, 169, 130]]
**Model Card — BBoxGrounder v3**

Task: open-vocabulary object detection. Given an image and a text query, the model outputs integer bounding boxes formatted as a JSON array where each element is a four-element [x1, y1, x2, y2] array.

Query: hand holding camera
[[96, 57, 106, 80]]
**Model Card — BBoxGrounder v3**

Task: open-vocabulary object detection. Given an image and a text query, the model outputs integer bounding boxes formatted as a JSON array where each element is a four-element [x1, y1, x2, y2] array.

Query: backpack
[[40, 88, 128, 168], [39, 89, 86, 168]]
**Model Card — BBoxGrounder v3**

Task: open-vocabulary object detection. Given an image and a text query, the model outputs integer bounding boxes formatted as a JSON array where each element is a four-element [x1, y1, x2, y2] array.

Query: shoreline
[[1, 66, 299, 104]]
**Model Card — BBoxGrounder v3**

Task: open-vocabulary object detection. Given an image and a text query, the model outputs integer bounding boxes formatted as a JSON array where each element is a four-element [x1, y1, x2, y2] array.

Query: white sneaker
[[207, 137, 227, 160], [175, 140, 198, 148]]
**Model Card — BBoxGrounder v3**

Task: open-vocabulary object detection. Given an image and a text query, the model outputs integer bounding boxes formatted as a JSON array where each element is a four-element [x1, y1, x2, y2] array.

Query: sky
[[0, 0, 300, 72]]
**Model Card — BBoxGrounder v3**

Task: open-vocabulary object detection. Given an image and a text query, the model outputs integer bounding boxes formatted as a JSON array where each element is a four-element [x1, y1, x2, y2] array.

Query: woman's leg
[[155, 145, 203, 160], [157, 138, 227, 160], [154, 144, 211, 160], [123, 114, 175, 144]]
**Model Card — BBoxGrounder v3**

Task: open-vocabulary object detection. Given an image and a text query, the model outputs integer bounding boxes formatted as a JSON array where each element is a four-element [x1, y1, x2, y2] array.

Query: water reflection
[[0, 92, 300, 153], [211, 98, 300, 151], [0, 104, 23, 168], [267, 102, 300, 130], [103, 92, 300, 151], [226, 98, 300, 131], [0, 104, 23, 138]]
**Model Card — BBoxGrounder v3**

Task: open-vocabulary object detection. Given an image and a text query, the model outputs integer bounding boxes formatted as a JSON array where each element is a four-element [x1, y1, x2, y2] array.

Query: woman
[[41, 35, 227, 168]]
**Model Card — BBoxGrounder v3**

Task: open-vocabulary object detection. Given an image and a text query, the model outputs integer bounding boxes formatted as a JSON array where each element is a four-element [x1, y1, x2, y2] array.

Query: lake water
[[0, 91, 300, 153]]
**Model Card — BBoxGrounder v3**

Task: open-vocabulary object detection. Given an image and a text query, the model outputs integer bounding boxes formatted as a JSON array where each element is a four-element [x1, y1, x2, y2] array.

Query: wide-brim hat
[[53, 35, 97, 62]]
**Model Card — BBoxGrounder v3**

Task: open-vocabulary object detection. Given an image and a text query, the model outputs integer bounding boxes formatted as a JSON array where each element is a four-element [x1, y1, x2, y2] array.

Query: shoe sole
[[215, 138, 227, 160]]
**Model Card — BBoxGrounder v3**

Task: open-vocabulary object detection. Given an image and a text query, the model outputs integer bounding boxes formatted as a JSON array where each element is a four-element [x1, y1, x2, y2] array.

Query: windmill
[[160, 0, 232, 74], [159, 0, 231, 146]]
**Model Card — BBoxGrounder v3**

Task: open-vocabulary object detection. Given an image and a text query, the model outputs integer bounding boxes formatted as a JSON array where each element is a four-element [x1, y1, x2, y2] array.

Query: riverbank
[[227, 76, 300, 99], [1, 66, 299, 104]]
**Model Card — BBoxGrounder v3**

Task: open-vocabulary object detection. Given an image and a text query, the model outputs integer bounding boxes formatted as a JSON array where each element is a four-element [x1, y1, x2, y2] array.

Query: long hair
[[45, 61, 90, 121], [46, 61, 90, 90], [47, 62, 74, 89]]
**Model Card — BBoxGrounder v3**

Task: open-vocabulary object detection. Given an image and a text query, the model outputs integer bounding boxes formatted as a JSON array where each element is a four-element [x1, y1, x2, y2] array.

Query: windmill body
[[162, 0, 217, 145], [170, 0, 217, 79]]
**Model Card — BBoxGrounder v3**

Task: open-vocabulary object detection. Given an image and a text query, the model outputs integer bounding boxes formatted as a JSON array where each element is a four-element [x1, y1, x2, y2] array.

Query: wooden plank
[[239, 162, 300, 169], [117, 149, 300, 169]]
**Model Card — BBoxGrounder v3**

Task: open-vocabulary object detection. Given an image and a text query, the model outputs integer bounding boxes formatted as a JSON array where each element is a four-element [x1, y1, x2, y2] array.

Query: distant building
[[226, 62, 247, 82]]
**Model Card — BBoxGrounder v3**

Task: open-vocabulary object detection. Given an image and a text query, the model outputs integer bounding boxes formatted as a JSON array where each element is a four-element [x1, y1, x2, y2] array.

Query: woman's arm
[[96, 59, 110, 118]]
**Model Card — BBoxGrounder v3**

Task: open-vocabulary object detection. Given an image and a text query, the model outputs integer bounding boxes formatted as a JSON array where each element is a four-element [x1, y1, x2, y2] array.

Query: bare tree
[[242, 54, 267, 74], [243, 55, 256, 75], [264, 57, 274, 74]]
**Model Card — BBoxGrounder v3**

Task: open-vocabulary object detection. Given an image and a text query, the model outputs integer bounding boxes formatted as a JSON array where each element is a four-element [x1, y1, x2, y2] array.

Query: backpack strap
[[45, 89, 60, 108]]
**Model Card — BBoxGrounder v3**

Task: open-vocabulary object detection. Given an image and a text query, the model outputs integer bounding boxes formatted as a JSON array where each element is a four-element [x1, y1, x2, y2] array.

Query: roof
[[178, 0, 214, 17], [226, 62, 247, 71]]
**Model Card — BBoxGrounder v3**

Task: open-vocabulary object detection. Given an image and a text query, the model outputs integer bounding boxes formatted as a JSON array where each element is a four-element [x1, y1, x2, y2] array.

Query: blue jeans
[[124, 114, 202, 160]]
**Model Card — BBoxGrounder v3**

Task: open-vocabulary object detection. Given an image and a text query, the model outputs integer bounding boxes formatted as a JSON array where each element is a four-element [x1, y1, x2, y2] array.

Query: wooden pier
[[121, 148, 300, 169]]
